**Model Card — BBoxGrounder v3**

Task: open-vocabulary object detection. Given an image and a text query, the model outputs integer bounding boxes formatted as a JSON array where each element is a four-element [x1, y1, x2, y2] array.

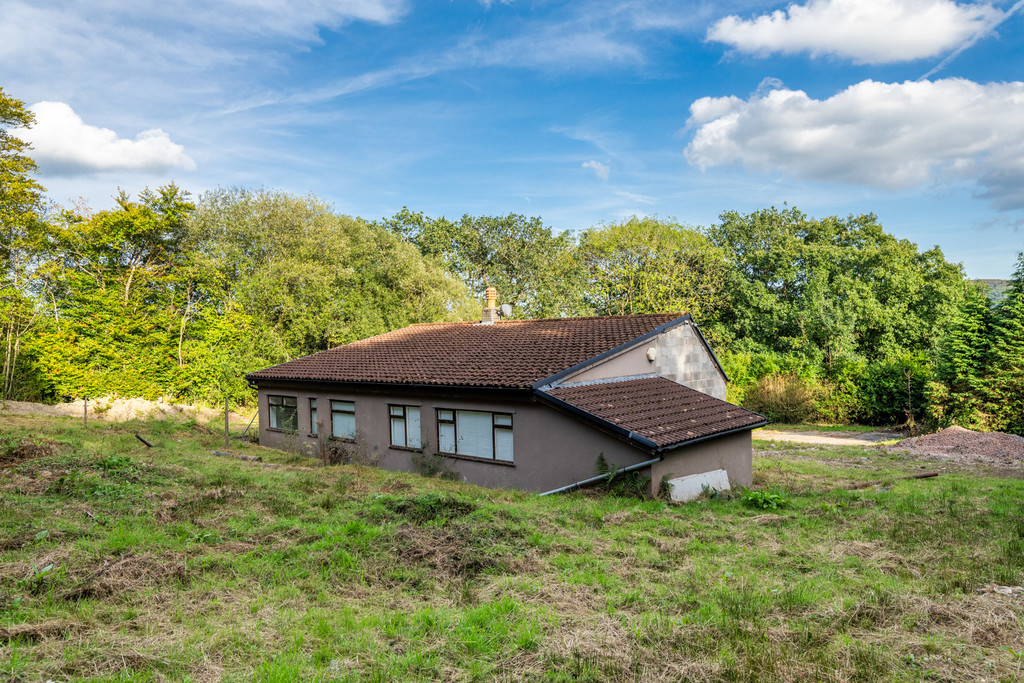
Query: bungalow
[[245, 292, 767, 499]]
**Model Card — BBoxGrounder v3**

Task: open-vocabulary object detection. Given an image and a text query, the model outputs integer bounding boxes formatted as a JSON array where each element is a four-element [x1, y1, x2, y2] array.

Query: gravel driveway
[[754, 429, 900, 446]]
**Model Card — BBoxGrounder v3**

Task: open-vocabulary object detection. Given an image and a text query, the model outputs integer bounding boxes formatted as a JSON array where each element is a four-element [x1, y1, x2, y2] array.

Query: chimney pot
[[481, 287, 500, 324]]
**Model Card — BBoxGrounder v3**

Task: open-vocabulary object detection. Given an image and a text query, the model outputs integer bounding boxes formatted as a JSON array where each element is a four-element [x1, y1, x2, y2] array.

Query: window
[[268, 395, 298, 431], [389, 405, 421, 449], [310, 398, 318, 435], [437, 409, 513, 462], [331, 400, 356, 440]]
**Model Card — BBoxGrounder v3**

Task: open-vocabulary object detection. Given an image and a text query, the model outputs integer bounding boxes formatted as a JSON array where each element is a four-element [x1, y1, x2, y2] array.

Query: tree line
[[2, 87, 1022, 432]]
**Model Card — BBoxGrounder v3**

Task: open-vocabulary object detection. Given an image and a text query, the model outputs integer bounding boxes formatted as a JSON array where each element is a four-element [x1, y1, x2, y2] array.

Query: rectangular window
[[436, 409, 513, 462], [331, 400, 356, 440], [389, 405, 422, 449], [310, 398, 318, 435], [268, 395, 298, 432]]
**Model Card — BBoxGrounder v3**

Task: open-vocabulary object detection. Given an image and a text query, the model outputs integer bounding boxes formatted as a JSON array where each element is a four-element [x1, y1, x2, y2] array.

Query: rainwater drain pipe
[[539, 456, 663, 497]]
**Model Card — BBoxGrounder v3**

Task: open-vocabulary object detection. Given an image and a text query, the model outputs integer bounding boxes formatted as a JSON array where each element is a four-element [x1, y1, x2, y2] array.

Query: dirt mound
[[890, 426, 1024, 464], [0, 438, 58, 467], [0, 396, 250, 424]]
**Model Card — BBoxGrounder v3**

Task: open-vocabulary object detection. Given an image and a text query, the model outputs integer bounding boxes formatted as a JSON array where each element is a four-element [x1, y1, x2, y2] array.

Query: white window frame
[[436, 409, 513, 462], [389, 405, 422, 450], [267, 395, 298, 432]]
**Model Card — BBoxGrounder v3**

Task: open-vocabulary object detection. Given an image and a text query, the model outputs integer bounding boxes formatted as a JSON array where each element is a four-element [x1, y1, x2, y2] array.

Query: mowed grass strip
[[0, 416, 1022, 682]]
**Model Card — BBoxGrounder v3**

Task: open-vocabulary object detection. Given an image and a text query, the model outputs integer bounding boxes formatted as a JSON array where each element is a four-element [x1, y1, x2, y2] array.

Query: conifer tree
[[929, 282, 993, 427], [985, 252, 1024, 434]]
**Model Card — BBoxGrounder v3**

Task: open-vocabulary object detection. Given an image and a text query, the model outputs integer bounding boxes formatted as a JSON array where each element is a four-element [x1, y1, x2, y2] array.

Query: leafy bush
[[741, 373, 819, 423], [741, 489, 791, 510]]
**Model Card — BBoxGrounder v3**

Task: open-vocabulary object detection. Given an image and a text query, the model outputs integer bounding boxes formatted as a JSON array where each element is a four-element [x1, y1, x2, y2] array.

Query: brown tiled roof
[[544, 377, 766, 449], [247, 314, 683, 389]]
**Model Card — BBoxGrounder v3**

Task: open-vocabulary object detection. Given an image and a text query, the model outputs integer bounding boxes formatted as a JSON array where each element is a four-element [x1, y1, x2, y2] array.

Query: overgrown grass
[[1, 416, 1022, 681]]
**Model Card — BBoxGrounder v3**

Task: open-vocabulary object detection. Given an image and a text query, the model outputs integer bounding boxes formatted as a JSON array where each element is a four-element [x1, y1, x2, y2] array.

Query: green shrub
[[858, 354, 930, 427]]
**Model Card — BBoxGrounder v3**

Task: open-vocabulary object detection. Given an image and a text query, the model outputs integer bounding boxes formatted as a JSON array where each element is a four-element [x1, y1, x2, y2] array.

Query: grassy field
[[1, 416, 1023, 682]]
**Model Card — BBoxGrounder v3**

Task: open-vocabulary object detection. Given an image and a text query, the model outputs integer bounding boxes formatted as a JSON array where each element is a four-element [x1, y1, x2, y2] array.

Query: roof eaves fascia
[[531, 314, 692, 391], [534, 388, 659, 451], [246, 376, 534, 395], [653, 418, 771, 453]]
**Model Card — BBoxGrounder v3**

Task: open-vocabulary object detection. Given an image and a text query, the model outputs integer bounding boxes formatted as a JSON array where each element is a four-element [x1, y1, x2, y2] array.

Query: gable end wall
[[564, 321, 727, 400], [653, 323, 727, 400]]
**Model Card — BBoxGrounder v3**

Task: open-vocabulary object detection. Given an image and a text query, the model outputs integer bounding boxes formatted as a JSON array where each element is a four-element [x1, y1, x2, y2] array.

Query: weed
[[94, 453, 133, 472], [594, 453, 651, 498], [16, 563, 55, 595], [741, 488, 792, 510]]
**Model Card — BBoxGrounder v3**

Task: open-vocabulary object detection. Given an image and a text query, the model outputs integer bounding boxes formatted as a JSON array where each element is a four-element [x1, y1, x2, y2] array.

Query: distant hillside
[[975, 279, 1010, 304]]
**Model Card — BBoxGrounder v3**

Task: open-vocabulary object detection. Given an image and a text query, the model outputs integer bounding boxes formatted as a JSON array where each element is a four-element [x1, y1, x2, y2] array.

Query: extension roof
[[246, 313, 684, 389], [541, 377, 767, 451]]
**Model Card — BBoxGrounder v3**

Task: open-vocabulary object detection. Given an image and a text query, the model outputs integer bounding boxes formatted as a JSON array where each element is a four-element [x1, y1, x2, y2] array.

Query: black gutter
[[531, 314, 692, 390], [245, 375, 536, 398]]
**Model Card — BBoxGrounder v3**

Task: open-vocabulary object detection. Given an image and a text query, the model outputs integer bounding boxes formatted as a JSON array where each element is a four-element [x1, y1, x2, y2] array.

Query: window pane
[[331, 400, 354, 413], [310, 399, 318, 435], [495, 428, 513, 462], [439, 422, 456, 453], [283, 396, 297, 407], [390, 417, 406, 447], [332, 412, 356, 439], [270, 404, 297, 431], [406, 407, 421, 449], [456, 411, 493, 458], [390, 405, 404, 417], [493, 414, 512, 427], [438, 410, 454, 422], [269, 396, 281, 406]]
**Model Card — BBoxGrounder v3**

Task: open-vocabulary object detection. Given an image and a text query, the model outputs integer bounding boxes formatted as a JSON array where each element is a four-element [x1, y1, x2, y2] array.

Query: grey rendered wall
[[256, 384, 653, 493], [648, 430, 753, 494], [566, 343, 653, 383], [563, 321, 727, 400]]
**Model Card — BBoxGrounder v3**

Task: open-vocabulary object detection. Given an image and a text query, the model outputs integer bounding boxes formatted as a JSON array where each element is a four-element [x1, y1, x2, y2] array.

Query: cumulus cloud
[[707, 0, 1004, 64], [22, 102, 196, 177], [684, 78, 1024, 210], [582, 160, 611, 180]]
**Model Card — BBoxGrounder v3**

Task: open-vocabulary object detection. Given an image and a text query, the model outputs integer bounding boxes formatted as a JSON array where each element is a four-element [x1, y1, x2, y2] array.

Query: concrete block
[[667, 469, 731, 502]]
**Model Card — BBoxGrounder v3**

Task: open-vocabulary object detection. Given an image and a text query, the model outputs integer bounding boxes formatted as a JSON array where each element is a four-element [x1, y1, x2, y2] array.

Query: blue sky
[[4, 0, 1024, 277]]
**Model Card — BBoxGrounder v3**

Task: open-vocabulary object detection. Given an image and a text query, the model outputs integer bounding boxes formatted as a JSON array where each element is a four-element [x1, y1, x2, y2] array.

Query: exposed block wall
[[654, 323, 727, 400]]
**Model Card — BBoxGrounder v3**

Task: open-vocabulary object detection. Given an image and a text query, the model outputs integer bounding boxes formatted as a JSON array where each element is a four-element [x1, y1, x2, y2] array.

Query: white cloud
[[684, 78, 1024, 210], [582, 160, 611, 180], [707, 0, 1004, 64], [22, 102, 196, 177]]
